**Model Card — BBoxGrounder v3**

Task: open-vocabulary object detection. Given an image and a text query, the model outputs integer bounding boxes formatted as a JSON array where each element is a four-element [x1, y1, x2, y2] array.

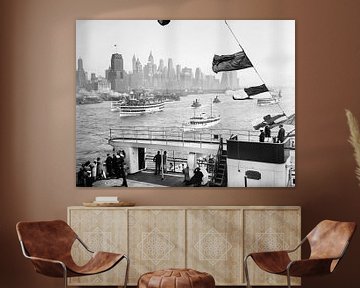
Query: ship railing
[[109, 126, 264, 147]]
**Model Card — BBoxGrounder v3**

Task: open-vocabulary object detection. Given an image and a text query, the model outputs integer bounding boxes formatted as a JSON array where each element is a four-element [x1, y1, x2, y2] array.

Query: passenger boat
[[117, 99, 164, 116], [183, 102, 220, 131], [110, 90, 165, 116]]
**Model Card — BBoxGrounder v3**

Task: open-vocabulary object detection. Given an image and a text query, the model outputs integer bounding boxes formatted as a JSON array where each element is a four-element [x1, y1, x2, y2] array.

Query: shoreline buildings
[[77, 51, 240, 93]]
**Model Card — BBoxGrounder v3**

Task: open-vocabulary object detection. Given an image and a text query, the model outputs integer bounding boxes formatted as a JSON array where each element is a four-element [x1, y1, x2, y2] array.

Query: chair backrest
[[307, 220, 356, 262], [16, 220, 77, 261]]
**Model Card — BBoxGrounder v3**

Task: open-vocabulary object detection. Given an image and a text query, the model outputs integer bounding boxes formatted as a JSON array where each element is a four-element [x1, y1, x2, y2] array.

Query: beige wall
[[1, 0, 360, 287]]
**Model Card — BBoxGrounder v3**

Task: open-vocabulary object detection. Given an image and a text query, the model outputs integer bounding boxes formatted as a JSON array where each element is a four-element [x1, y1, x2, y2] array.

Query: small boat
[[183, 113, 221, 131], [191, 99, 201, 108], [257, 96, 279, 106], [213, 96, 221, 103], [184, 101, 220, 131]]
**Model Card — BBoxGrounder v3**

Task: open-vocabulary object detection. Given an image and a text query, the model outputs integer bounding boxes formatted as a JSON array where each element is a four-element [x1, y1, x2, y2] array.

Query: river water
[[76, 88, 295, 169]]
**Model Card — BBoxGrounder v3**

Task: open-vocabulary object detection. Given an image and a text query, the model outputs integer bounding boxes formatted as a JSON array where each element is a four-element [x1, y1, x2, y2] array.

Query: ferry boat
[[117, 99, 164, 116], [184, 101, 220, 131], [213, 95, 221, 103], [191, 99, 201, 108], [110, 90, 165, 116], [183, 113, 221, 131]]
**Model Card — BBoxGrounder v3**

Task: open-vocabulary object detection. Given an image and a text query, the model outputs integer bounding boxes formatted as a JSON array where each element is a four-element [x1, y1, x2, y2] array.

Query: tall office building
[[181, 67, 193, 89], [107, 53, 126, 92], [176, 65, 181, 81], [194, 67, 203, 89], [167, 58, 176, 80], [76, 58, 88, 90], [132, 55, 136, 73], [158, 59, 164, 73]]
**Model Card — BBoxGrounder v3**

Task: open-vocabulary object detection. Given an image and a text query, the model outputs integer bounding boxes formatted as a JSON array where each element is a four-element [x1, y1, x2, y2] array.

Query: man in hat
[[259, 129, 265, 142], [277, 124, 286, 143]]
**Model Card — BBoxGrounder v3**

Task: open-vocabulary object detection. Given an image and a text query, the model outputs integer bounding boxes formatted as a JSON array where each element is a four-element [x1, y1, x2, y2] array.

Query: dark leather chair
[[16, 220, 129, 288], [244, 220, 356, 288]]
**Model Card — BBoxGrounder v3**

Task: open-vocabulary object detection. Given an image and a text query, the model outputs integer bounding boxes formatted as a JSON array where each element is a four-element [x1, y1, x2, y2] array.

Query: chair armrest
[[25, 255, 67, 277], [287, 258, 335, 277], [246, 251, 291, 274], [19, 240, 67, 277]]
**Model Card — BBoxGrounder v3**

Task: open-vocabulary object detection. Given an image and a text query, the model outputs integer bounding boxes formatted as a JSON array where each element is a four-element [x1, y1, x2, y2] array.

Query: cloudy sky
[[76, 20, 295, 87]]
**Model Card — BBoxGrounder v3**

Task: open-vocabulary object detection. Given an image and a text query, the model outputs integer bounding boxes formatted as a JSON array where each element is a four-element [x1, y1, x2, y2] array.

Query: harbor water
[[76, 88, 295, 170]]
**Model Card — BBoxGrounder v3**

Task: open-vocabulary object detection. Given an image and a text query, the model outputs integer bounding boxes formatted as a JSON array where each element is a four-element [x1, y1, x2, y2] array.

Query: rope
[[224, 20, 286, 115]]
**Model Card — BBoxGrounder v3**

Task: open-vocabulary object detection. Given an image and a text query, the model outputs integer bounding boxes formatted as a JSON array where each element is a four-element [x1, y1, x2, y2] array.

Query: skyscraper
[[132, 55, 136, 73], [167, 58, 175, 80], [107, 53, 126, 92], [158, 59, 164, 73], [76, 58, 88, 90]]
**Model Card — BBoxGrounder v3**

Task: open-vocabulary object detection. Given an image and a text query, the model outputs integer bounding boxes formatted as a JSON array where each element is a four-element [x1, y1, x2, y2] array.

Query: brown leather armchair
[[16, 220, 129, 288], [244, 220, 356, 288]]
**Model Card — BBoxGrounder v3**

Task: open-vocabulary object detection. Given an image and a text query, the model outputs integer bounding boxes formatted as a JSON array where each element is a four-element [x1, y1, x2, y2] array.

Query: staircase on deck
[[210, 139, 228, 187]]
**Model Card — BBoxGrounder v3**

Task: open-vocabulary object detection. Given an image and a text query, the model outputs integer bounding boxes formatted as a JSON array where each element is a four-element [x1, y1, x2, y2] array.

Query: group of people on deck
[[77, 150, 128, 187], [259, 124, 286, 143]]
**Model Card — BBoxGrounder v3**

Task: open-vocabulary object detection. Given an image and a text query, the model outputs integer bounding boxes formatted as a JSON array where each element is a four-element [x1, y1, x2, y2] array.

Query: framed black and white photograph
[[76, 20, 295, 188]]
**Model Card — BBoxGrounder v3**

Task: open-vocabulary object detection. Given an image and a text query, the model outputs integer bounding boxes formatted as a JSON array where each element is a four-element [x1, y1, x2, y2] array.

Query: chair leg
[[286, 270, 291, 288], [62, 265, 68, 288], [244, 255, 252, 288], [123, 255, 130, 288]]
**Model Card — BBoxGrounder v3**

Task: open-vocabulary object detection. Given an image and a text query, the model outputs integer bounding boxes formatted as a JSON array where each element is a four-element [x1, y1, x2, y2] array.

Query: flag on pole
[[232, 84, 271, 100], [212, 51, 253, 73], [244, 84, 269, 97]]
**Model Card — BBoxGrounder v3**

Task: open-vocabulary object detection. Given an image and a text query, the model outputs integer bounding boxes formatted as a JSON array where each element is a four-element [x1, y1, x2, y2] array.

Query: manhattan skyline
[[76, 20, 295, 88]]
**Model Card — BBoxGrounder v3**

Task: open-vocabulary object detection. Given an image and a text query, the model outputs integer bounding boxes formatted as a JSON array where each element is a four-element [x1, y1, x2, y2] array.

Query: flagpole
[[224, 20, 244, 51], [224, 20, 268, 94]]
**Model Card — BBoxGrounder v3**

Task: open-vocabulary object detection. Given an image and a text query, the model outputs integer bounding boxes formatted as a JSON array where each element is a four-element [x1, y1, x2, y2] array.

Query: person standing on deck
[[112, 154, 117, 178], [105, 154, 113, 177], [162, 151, 168, 173], [277, 124, 286, 143], [153, 151, 161, 175], [259, 129, 265, 142], [264, 125, 271, 142], [119, 151, 128, 187], [96, 157, 103, 180], [90, 160, 97, 183]]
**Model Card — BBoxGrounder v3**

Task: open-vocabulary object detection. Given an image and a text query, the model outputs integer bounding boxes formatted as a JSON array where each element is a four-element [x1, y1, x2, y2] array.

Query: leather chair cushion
[[138, 269, 215, 288]]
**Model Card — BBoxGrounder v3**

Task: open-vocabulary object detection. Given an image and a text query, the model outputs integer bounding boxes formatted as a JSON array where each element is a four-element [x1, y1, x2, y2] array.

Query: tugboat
[[213, 95, 221, 103], [191, 99, 201, 108]]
